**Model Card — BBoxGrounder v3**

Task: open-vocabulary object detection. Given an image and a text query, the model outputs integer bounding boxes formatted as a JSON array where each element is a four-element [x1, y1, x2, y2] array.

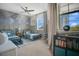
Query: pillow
[[26, 31, 31, 34], [0, 32, 8, 45]]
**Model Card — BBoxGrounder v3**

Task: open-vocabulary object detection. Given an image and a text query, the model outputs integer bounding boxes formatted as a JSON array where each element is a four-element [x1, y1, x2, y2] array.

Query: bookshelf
[[53, 34, 79, 56]]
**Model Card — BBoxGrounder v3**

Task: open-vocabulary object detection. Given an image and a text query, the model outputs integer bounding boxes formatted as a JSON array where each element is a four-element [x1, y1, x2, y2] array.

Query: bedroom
[[0, 3, 79, 56], [0, 3, 49, 56]]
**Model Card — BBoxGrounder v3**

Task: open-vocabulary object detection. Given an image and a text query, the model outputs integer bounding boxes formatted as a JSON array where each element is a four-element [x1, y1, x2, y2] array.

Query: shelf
[[55, 45, 79, 52], [57, 35, 79, 40], [53, 34, 79, 56]]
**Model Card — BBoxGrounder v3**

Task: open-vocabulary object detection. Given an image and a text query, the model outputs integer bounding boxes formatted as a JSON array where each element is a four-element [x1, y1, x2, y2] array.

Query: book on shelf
[[71, 40, 79, 50], [73, 40, 77, 49], [56, 39, 59, 46], [60, 38, 66, 48], [61, 40, 65, 47], [63, 41, 66, 48], [56, 39, 66, 48], [67, 39, 72, 49], [55, 35, 79, 53], [59, 40, 62, 47], [75, 40, 79, 50]]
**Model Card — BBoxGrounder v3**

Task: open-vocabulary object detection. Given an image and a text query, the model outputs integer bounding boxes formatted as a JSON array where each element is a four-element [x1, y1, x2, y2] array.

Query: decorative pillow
[[6, 31, 15, 37]]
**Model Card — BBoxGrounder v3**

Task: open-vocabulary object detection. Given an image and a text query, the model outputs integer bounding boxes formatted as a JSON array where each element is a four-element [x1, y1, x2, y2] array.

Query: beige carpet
[[16, 40, 51, 56]]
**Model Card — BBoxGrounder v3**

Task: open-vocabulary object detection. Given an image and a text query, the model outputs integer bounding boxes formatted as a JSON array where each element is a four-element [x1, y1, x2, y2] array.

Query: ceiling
[[0, 3, 48, 16]]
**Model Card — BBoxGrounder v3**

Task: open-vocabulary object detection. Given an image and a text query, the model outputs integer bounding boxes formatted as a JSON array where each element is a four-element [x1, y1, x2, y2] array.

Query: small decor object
[[63, 25, 70, 31]]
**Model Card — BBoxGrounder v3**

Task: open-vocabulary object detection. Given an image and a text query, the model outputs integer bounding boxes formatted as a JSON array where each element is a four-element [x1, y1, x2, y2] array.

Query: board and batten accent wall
[[0, 9, 30, 31]]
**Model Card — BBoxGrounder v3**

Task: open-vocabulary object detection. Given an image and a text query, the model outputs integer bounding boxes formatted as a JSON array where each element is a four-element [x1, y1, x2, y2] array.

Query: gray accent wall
[[0, 9, 30, 31]]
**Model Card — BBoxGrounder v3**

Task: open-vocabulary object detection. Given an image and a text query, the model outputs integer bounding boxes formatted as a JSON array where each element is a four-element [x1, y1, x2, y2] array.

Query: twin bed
[[24, 31, 41, 40]]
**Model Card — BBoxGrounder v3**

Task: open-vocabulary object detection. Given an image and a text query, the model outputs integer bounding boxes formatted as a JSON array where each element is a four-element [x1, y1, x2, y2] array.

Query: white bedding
[[0, 33, 17, 53], [30, 33, 40, 40]]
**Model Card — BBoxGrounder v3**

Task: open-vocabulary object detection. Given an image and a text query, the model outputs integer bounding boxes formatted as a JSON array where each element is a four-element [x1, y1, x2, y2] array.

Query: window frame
[[59, 10, 79, 32]]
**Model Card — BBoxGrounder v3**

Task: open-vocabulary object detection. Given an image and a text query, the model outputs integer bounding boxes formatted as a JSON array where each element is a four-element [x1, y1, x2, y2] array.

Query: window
[[60, 11, 79, 31], [36, 13, 44, 30]]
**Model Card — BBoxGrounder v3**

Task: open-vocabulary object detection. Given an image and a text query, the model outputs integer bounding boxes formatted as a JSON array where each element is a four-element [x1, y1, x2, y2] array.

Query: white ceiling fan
[[20, 6, 34, 14]]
